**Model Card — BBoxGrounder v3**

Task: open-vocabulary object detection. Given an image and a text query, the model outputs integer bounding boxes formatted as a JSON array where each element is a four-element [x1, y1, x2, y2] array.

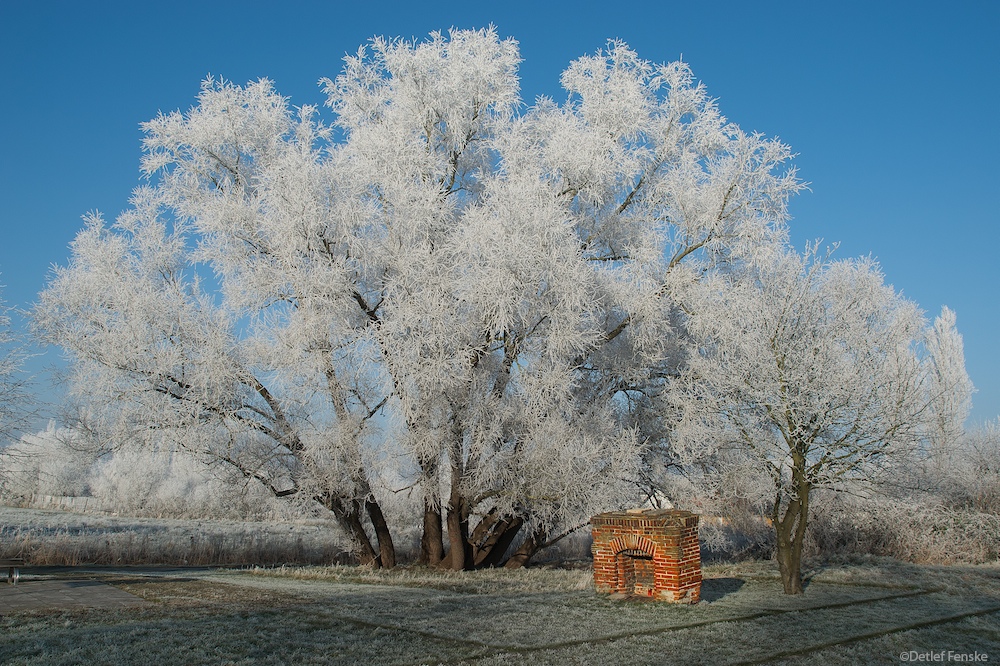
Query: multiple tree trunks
[[415, 501, 534, 570], [337, 494, 539, 571], [333, 483, 809, 590]]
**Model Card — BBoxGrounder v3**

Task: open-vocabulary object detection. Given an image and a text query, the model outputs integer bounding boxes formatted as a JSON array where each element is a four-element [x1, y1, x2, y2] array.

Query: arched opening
[[615, 547, 655, 597]]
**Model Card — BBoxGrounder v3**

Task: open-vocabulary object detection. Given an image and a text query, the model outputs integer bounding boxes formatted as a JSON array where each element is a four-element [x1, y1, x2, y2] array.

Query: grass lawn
[[2, 558, 999, 665]]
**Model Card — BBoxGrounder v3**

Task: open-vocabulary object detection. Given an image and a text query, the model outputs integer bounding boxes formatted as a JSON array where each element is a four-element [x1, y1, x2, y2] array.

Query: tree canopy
[[668, 246, 972, 592], [35, 29, 968, 583]]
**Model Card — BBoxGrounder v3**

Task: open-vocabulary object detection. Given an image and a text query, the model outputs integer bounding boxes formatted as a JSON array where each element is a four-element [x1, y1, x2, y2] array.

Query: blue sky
[[1, 1, 998, 426]]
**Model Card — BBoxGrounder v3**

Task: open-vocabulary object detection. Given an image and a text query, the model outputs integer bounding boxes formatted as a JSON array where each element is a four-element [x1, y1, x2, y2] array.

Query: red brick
[[590, 509, 701, 604]]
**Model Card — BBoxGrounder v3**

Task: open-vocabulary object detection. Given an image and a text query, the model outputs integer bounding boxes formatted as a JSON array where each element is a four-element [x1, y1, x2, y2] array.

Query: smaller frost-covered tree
[[671, 246, 973, 594]]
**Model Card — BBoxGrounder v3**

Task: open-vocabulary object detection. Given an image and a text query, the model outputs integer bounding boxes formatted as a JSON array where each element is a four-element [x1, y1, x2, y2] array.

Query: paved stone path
[[0, 578, 146, 612]]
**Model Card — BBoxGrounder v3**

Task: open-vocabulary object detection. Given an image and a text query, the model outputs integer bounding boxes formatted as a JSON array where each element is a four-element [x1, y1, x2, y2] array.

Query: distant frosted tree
[[670, 246, 973, 593], [35, 29, 801, 568], [923, 306, 974, 457], [0, 422, 95, 500], [0, 284, 30, 448]]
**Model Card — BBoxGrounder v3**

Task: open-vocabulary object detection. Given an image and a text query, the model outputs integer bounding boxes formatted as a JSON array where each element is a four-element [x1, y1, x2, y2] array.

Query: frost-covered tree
[[0, 284, 31, 448], [0, 422, 96, 500], [35, 29, 801, 568], [922, 306, 974, 457], [670, 246, 973, 593]]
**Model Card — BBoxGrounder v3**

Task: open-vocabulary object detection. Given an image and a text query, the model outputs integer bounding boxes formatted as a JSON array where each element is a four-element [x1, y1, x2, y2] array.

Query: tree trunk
[[364, 497, 396, 569], [419, 502, 444, 566], [503, 529, 545, 569], [473, 515, 524, 568], [348, 469, 396, 569], [445, 491, 472, 570], [322, 493, 380, 567], [469, 507, 500, 549], [443, 437, 473, 570], [772, 469, 810, 595]]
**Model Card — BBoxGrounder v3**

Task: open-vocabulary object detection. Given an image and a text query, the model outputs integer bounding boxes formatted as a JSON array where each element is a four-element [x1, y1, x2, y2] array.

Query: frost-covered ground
[[2, 558, 998, 665], [0, 506, 346, 566]]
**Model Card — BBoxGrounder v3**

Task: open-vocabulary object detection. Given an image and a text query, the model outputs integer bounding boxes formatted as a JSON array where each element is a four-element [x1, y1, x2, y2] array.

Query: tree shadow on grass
[[699, 576, 746, 602]]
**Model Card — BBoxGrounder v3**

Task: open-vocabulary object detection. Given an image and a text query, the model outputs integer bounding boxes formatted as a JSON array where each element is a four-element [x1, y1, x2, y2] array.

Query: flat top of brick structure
[[591, 508, 696, 524]]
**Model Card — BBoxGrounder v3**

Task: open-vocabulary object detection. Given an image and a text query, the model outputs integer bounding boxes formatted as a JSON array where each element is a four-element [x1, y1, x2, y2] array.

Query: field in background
[[2, 559, 999, 665], [0, 506, 347, 566]]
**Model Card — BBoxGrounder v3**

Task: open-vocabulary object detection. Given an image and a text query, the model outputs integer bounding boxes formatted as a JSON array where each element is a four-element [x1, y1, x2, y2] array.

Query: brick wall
[[591, 508, 701, 603]]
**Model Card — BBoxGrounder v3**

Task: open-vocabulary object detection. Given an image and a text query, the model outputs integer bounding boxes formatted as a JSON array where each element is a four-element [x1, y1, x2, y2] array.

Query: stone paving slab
[[0, 578, 147, 612]]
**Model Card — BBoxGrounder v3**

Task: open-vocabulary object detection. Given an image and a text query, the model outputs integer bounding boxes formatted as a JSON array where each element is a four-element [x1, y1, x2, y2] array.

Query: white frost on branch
[[45, 28, 963, 570]]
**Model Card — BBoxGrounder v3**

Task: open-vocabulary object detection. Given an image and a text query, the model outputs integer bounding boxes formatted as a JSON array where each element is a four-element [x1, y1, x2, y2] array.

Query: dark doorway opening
[[617, 548, 654, 597]]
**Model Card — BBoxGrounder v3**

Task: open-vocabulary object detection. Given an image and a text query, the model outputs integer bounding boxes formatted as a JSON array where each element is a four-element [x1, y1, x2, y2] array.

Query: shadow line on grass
[[729, 604, 1000, 666], [424, 587, 942, 665]]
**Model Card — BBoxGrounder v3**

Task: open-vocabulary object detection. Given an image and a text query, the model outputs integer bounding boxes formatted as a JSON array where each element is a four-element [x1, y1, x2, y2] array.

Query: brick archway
[[591, 509, 701, 603], [608, 534, 658, 557]]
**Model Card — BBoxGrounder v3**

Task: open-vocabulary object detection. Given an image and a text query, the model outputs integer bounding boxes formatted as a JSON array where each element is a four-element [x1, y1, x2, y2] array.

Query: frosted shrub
[[938, 420, 1000, 515], [661, 438, 998, 566], [88, 448, 166, 513], [805, 490, 1000, 564], [0, 422, 98, 501], [88, 447, 297, 520], [798, 419, 1000, 564], [697, 519, 775, 563], [0, 507, 346, 566]]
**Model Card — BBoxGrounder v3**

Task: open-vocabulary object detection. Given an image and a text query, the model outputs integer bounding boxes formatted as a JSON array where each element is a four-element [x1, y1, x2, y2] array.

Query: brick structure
[[591, 508, 701, 603]]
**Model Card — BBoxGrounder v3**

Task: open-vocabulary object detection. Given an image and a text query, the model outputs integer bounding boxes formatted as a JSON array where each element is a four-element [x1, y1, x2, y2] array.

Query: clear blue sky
[[2, 1, 998, 426]]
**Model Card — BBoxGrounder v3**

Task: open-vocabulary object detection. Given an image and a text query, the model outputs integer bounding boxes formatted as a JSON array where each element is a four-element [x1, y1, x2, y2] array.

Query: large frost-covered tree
[[669, 246, 973, 593], [36, 28, 802, 568]]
